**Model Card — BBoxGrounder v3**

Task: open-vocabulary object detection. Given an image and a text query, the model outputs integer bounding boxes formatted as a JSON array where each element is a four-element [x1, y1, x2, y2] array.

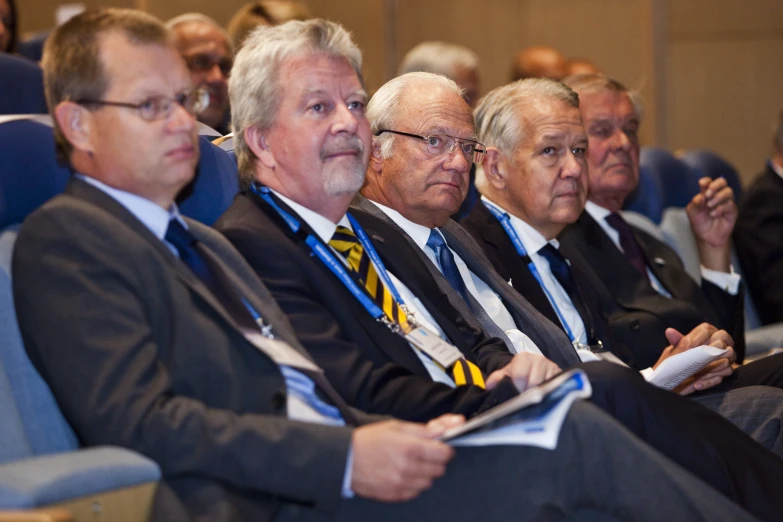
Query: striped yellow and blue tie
[[329, 225, 485, 388]]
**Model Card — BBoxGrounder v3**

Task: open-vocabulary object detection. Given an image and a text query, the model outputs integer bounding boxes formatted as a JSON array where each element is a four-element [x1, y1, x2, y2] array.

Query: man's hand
[[351, 420, 455, 502], [686, 177, 737, 272], [485, 352, 561, 392], [655, 323, 735, 394]]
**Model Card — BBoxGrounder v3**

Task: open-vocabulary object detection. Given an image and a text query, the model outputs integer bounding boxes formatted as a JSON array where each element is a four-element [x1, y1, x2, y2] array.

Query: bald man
[[510, 45, 567, 81], [168, 14, 233, 133]]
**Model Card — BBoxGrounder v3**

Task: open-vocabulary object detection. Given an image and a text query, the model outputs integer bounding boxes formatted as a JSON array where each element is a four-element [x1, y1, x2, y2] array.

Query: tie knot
[[165, 219, 196, 250], [329, 225, 360, 254], [537, 243, 567, 268], [426, 229, 447, 253]]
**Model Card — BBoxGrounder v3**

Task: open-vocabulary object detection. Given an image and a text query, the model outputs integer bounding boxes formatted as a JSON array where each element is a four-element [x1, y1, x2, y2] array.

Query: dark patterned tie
[[605, 213, 650, 281], [331, 226, 485, 388]]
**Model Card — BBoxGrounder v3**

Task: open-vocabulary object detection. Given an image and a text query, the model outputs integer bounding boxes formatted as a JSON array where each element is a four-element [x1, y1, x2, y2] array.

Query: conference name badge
[[405, 326, 464, 369]]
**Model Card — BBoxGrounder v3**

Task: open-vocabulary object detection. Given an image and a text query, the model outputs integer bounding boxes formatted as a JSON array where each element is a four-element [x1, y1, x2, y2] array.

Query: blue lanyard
[[250, 184, 410, 330], [481, 200, 578, 344]]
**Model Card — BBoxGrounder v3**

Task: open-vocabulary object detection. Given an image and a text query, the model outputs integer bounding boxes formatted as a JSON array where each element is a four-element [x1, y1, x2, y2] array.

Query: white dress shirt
[[272, 191, 456, 387], [584, 201, 740, 295], [369, 201, 542, 356]]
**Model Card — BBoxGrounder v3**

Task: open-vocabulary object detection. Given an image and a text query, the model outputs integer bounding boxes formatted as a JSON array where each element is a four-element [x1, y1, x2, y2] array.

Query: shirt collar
[[770, 160, 783, 180], [269, 189, 351, 243], [481, 195, 557, 254], [75, 174, 184, 240], [367, 200, 434, 251], [584, 200, 612, 222]]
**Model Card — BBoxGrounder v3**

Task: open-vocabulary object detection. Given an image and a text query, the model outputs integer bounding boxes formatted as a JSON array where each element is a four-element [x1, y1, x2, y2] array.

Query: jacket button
[[271, 391, 286, 412], [629, 318, 641, 331]]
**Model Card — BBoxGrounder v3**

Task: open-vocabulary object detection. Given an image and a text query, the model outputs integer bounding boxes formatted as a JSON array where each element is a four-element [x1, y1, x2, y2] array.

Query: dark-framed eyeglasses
[[75, 88, 210, 122], [375, 129, 487, 164], [184, 53, 233, 77]]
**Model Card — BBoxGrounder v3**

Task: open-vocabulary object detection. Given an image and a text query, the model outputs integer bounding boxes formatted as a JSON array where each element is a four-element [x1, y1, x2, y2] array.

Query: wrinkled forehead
[[401, 85, 475, 138], [579, 88, 637, 122]]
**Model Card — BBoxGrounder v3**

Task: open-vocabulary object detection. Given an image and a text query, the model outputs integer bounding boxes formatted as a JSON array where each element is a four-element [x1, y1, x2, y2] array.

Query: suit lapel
[[251, 190, 431, 376], [463, 203, 565, 330], [67, 179, 248, 335]]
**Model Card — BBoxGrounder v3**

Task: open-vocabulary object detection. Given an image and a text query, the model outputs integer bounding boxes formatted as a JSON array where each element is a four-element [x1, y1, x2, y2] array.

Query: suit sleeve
[[734, 181, 783, 326], [12, 207, 353, 508], [220, 224, 519, 422]]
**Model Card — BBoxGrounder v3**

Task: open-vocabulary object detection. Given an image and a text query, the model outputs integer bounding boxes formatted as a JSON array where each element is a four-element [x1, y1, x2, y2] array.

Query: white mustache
[[321, 137, 365, 160]]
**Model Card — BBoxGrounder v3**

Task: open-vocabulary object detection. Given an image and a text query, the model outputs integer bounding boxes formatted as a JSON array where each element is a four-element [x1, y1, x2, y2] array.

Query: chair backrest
[[0, 119, 71, 229], [0, 54, 47, 116], [0, 117, 239, 227], [17, 31, 49, 62], [622, 163, 665, 223], [680, 149, 743, 199], [0, 226, 79, 463], [640, 147, 701, 209], [659, 207, 762, 330], [177, 137, 240, 225]]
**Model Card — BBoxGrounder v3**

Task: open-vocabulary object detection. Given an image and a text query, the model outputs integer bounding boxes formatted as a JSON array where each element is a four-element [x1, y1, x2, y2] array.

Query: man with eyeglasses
[[167, 13, 232, 134], [214, 27, 783, 517], [18, 10, 773, 522]]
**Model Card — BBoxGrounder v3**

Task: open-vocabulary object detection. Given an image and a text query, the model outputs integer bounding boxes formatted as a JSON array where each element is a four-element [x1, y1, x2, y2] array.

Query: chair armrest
[[0, 447, 160, 509], [745, 323, 783, 358], [0, 510, 72, 522]]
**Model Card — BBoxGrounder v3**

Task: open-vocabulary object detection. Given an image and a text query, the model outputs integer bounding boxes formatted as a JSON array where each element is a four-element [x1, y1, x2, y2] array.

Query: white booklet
[[439, 369, 591, 450], [644, 345, 727, 390]]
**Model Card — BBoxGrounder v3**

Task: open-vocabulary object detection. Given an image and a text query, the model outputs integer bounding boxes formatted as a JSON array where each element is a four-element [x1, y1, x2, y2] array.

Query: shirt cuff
[[639, 367, 654, 381], [700, 265, 741, 295], [342, 445, 355, 498]]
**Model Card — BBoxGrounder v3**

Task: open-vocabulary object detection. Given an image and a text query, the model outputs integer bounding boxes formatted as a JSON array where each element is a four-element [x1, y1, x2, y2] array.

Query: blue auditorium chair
[[0, 54, 48, 116], [680, 149, 743, 200], [17, 31, 49, 63], [0, 117, 239, 228], [0, 115, 238, 519], [622, 163, 665, 224], [0, 117, 162, 520], [640, 147, 701, 210]]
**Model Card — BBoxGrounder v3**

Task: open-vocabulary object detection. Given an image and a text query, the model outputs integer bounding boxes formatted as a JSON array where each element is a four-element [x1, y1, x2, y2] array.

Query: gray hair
[[229, 18, 363, 187], [367, 71, 465, 159], [398, 41, 479, 79], [562, 73, 645, 122], [473, 78, 579, 190]]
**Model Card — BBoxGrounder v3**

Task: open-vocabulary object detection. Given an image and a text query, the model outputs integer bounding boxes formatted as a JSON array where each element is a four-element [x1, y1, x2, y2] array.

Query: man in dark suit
[[734, 110, 783, 325], [16, 10, 764, 522], [459, 76, 783, 445], [558, 73, 748, 366], [212, 18, 783, 520]]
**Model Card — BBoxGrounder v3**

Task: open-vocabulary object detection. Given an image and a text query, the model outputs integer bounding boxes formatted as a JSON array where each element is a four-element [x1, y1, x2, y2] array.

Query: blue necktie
[[427, 229, 474, 311], [537, 243, 596, 345]]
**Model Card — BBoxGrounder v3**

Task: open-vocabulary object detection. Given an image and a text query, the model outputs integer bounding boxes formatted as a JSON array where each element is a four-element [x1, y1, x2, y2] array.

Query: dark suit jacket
[[12, 179, 375, 522], [214, 191, 519, 423], [559, 211, 746, 367], [460, 203, 638, 368], [734, 164, 783, 325], [352, 196, 582, 369]]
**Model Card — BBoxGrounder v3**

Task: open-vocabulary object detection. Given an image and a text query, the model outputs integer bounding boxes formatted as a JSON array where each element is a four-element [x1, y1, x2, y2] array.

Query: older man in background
[[167, 13, 232, 133]]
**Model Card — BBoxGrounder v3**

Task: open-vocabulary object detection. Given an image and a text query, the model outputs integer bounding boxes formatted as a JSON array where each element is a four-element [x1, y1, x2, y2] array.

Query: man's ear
[[244, 125, 275, 169], [369, 138, 384, 174], [53, 101, 94, 154], [482, 147, 508, 190]]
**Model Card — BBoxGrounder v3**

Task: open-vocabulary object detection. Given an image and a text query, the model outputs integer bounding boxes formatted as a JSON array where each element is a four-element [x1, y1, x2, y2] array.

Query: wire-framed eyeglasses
[[76, 87, 210, 122], [375, 129, 487, 164]]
